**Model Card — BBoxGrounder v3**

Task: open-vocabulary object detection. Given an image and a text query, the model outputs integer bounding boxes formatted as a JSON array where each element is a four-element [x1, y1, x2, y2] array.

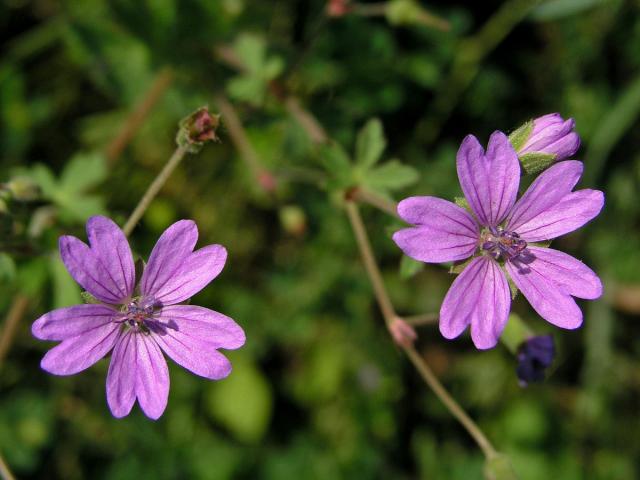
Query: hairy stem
[[106, 67, 174, 165], [404, 312, 439, 326], [345, 200, 498, 459], [0, 451, 15, 480], [0, 294, 30, 371], [122, 145, 188, 237]]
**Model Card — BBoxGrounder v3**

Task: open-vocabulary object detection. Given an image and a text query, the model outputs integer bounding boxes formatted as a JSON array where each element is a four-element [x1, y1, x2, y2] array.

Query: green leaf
[[50, 256, 81, 308], [508, 119, 533, 151], [205, 353, 273, 444], [484, 453, 519, 480], [518, 152, 557, 174], [399, 255, 424, 279], [320, 143, 354, 189], [0, 253, 16, 283], [364, 160, 418, 192], [355, 118, 386, 168], [59, 152, 107, 193]]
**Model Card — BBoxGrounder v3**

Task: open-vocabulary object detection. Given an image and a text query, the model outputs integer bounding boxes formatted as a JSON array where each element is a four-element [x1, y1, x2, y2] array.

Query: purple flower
[[32, 216, 245, 419], [393, 132, 604, 349], [516, 334, 555, 386], [517, 113, 580, 161]]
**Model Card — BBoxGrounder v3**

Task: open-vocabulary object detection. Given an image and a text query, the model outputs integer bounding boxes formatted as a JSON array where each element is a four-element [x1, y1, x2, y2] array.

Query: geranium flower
[[32, 216, 245, 419], [393, 132, 604, 349]]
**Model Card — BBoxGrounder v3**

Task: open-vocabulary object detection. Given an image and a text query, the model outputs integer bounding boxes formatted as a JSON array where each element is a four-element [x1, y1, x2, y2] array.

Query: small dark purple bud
[[176, 107, 221, 153], [516, 334, 555, 387]]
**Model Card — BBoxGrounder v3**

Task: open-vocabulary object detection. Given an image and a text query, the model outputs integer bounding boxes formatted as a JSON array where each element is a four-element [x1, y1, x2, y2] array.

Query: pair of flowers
[[33, 113, 602, 418]]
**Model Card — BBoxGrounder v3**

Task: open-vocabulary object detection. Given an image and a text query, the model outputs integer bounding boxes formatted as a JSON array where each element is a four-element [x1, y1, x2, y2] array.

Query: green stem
[[122, 145, 189, 237], [345, 200, 498, 460], [0, 294, 30, 372], [404, 312, 439, 326]]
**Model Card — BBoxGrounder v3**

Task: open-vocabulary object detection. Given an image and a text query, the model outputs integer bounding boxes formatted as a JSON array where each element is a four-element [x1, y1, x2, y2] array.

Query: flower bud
[[176, 107, 221, 154], [509, 113, 580, 174], [516, 334, 555, 387], [389, 317, 417, 348]]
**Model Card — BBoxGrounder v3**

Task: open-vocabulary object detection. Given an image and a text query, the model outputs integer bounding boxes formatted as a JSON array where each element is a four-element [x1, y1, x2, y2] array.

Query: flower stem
[[0, 450, 15, 480], [345, 200, 498, 460], [122, 145, 189, 237], [0, 294, 30, 372], [404, 312, 439, 326]]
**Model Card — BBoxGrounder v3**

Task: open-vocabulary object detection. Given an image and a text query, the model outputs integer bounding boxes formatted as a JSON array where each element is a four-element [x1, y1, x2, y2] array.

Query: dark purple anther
[[482, 228, 528, 260], [516, 334, 555, 386]]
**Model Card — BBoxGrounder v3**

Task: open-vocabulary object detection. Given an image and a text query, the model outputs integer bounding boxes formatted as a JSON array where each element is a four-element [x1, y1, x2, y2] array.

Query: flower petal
[[59, 216, 135, 304], [393, 196, 479, 263], [150, 305, 244, 380], [107, 331, 137, 418], [32, 304, 118, 341], [439, 256, 510, 349], [506, 254, 583, 329], [40, 321, 119, 375], [86, 216, 135, 299], [134, 335, 170, 420], [148, 245, 227, 305], [106, 331, 170, 420], [456, 131, 520, 227], [525, 247, 602, 299], [507, 161, 584, 232], [512, 189, 604, 242], [139, 220, 198, 300]]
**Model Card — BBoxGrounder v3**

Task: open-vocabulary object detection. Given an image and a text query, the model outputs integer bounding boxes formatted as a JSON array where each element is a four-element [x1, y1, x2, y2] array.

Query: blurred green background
[[1, 0, 639, 478]]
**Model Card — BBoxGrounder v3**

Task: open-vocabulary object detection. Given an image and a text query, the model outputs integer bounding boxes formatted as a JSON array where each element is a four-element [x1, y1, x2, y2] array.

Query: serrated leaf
[[355, 118, 386, 168], [320, 143, 353, 189], [519, 152, 557, 174], [400, 255, 424, 279], [365, 160, 418, 192], [508, 119, 534, 151]]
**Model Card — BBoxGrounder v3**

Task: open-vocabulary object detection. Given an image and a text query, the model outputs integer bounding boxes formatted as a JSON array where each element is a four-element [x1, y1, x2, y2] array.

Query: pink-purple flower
[[393, 131, 604, 349], [32, 216, 245, 419], [517, 113, 580, 161]]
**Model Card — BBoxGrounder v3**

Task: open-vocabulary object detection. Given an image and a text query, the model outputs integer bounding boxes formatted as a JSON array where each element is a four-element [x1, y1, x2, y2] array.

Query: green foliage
[[321, 118, 418, 197], [0, 1, 637, 479]]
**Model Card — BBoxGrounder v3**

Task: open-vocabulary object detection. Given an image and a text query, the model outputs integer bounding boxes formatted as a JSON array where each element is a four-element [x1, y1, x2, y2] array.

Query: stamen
[[481, 227, 527, 261]]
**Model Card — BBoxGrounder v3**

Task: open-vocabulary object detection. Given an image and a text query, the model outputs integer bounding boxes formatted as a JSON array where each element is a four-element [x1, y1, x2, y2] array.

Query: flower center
[[122, 296, 158, 333], [481, 227, 527, 261]]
